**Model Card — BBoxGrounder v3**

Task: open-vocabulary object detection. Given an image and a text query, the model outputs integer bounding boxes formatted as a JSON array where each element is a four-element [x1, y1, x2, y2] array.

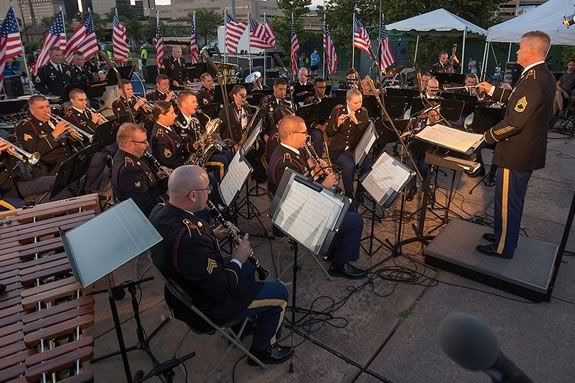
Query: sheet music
[[241, 120, 262, 154], [353, 122, 377, 164], [416, 124, 484, 154], [362, 153, 412, 205], [220, 152, 252, 206], [274, 179, 344, 255]]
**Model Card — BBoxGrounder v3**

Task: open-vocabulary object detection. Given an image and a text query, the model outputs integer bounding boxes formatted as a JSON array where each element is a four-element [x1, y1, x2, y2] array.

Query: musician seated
[[218, 85, 252, 147], [264, 106, 295, 165], [303, 78, 328, 156], [146, 74, 177, 106], [268, 115, 367, 279], [425, 78, 441, 100], [34, 47, 71, 99], [340, 69, 359, 90], [151, 101, 185, 169], [64, 89, 110, 193], [325, 88, 372, 199], [111, 123, 166, 216], [419, 72, 432, 93], [430, 50, 459, 74], [460, 74, 479, 96], [294, 67, 310, 86], [149, 165, 293, 364], [70, 51, 95, 85], [554, 59, 575, 114], [260, 78, 291, 143], [112, 79, 149, 124], [196, 73, 215, 106]]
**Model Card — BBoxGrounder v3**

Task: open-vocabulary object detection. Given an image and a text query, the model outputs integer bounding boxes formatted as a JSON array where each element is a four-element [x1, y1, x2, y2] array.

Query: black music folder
[[296, 97, 344, 125]]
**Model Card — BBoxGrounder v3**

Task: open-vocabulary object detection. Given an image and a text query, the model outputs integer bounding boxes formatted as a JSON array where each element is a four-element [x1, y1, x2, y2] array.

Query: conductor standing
[[476, 31, 554, 259]]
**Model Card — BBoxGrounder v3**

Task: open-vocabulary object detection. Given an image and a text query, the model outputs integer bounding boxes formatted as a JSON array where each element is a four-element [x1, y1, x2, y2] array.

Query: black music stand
[[360, 152, 414, 258], [50, 144, 98, 198], [105, 65, 135, 85], [61, 199, 194, 383], [291, 84, 314, 104], [91, 120, 118, 150], [271, 169, 350, 372], [64, 81, 107, 102]]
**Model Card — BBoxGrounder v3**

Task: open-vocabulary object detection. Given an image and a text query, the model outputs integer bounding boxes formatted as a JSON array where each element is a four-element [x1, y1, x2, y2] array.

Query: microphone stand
[[205, 55, 234, 140]]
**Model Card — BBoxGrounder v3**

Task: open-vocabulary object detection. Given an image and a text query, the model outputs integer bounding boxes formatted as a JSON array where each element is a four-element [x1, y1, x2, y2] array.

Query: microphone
[[438, 312, 533, 383]]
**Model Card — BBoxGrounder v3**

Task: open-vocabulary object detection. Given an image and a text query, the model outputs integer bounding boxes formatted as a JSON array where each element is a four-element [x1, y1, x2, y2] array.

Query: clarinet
[[206, 200, 270, 280], [143, 151, 172, 179]]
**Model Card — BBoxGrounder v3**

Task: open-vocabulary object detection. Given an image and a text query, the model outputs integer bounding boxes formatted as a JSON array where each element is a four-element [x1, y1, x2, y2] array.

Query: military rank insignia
[[183, 218, 200, 237], [514, 96, 528, 113], [164, 148, 172, 158], [206, 258, 218, 274]]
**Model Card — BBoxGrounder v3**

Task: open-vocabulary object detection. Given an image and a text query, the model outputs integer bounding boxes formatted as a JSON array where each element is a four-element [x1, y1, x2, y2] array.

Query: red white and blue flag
[[225, 13, 247, 54], [190, 12, 199, 64], [353, 16, 373, 58], [32, 11, 67, 75], [249, 17, 275, 49], [0, 7, 23, 90], [155, 12, 164, 70], [80, 11, 98, 60], [113, 14, 129, 63], [65, 22, 87, 62], [378, 15, 395, 71], [290, 17, 300, 75], [323, 20, 338, 74]]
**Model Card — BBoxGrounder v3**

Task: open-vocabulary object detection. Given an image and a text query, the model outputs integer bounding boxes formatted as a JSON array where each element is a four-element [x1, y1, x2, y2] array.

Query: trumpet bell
[[245, 71, 262, 83], [28, 152, 41, 165]]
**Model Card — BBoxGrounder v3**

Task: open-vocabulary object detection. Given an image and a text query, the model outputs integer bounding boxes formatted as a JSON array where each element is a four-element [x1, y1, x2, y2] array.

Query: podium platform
[[424, 220, 559, 302]]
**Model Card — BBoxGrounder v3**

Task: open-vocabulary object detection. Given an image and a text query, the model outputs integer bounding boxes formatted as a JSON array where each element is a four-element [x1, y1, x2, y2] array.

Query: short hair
[[48, 46, 61, 53], [569, 59, 575, 63], [117, 122, 146, 145], [346, 88, 362, 100], [421, 72, 432, 78], [177, 90, 197, 106], [72, 51, 84, 57], [231, 84, 246, 96], [119, 79, 131, 88], [69, 88, 86, 99], [200, 72, 212, 81], [521, 31, 551, 48], [155, 74, 169, 84], [273, 78, 288, 87], [314, 78, 326, 85], [152, 100, 172, 121], [439, 51, 448, 57], [28, 95, 47, 107], [465, 73, 477, 80]]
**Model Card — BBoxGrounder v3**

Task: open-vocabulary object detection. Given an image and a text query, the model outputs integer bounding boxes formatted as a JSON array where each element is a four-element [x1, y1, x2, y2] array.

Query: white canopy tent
[[386, 8, 488, 73]]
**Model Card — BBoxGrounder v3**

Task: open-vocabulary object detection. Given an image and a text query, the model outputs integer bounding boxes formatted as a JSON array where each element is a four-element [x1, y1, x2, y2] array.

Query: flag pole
[[263, 13, 267, 86], [322, 13, 326, 79], [223, 9, 228, 64], [247, 13, 252, 73], [60, 7, 66, 51], [351, 12, 355, 70], [11, 5, 34, 94], [291, 13, 295, 81], [192, 11, 196, 63]]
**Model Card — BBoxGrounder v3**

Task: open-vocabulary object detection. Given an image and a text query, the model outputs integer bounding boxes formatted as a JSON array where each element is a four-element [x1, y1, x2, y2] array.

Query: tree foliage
[[186, 8, 223, 46], [273, 0, 312, 53]]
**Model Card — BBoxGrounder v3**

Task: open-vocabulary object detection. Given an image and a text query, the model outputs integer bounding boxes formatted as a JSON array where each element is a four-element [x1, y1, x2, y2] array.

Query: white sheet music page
[[416, 124, 484, 154], [220, 152, 251, 206], [362, 153, 411, 204], [241, 120, 262, 153], [353, 122, 377, 164], [274, 180, 344, 254]]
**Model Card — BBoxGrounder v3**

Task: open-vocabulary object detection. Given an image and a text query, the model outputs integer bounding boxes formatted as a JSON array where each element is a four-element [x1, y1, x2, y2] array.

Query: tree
[[188, 8, 223, 46], [273, 0, 312, 53]]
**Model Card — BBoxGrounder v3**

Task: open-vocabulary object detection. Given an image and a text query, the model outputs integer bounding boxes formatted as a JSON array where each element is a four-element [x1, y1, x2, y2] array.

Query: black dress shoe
[[247, 344, 293, 366], [482, 233, 495, 242], [475, 244, 513, 259], [328, 263, 368, 279]]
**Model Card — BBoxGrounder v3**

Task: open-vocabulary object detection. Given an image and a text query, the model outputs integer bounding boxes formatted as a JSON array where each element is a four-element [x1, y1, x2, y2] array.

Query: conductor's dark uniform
[[480, 62, 554, 258], [34, 62, 72, 99], [111, 149, 165, 216], [149, 202, 288, 352]]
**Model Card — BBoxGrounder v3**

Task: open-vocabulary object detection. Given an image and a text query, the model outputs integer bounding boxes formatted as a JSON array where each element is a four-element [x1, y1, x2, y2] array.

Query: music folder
[[415, 124, 484, 155], [361, 152, 414, 208]]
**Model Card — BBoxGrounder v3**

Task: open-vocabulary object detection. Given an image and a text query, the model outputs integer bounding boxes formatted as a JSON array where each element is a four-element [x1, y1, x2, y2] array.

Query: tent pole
[[414, 34, 419, 65], [461, 29, 466, 74], [507, 42, 512, 63], [480, 41, 488, 81]]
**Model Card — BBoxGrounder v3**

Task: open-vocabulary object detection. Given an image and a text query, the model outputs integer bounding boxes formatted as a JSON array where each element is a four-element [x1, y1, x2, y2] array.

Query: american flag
[[225, 13, 247, 54], [113, 14, 129, 64], [249, 17, 274, 49], [262, 17, 276, 49], [378, 15, 395, 71], [190, 12, 199, 64], [290, 19, 300, 75], [31, 12, 67, 76], [323, 20, 338, 74], [353, 16, 373, 58], [0, 7, 23, 91], [80, 12, 98, 59], [65, 22, 87, 62], [155, 13, 164, 70]]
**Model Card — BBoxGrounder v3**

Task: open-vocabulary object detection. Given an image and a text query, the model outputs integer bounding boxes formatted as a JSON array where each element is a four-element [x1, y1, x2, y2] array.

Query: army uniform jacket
[[64, 108, 98, 134], [325, 105, 370, 161], [35, 63, 72, 98], [218, 103, 250, 143], [111, 149, 164, 216], [161, 56, 187, 86], [483, 63, 555, 171], [16, 116, 70, 176], [149, 202, 262, 329], [175, 112, 201, 155], [196, 86, 215, 106], [70, 65, 93, 84], [259, 94, 292, 136], [267, 144, 309, 196], [150, 123, 185, 169], [112, 96, 146, 123], [430, 61, 459, 74]]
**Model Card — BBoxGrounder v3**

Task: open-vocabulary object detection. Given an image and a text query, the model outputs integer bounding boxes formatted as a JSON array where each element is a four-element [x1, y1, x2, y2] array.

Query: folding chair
[[149, 260, 267, 371]]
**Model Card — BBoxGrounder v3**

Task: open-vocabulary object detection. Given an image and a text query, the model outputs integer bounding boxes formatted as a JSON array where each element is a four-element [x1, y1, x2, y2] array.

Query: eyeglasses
[[131, 140, 149, 145], [190, 184, 212, 194]]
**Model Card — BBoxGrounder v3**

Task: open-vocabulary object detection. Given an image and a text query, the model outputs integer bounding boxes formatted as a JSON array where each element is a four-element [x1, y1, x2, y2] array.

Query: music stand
[[187, 62, 208, 80], [353, 121, 378, 166], [220, 151, 253, 207], [292, 84, 314, 104], [270, 168, 349, 370], [440, 99, 466, 122], [64, 82, 107, 102], [91, 121, 118, 150], [50, 144, 98, 198], [360, 152, 414, 257]]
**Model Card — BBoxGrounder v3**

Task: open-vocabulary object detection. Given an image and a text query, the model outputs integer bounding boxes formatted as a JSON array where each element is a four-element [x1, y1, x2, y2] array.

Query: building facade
[[497, 0, 547, 20], [157, 0, 282, 20]]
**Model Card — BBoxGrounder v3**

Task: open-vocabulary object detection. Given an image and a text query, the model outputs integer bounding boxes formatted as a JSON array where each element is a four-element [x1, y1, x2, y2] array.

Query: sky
[[153, 0, 324, 5]]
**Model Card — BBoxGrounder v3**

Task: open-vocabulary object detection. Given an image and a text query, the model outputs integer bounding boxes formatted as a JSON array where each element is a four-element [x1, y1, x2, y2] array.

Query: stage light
[[563, 14, 575, 28]]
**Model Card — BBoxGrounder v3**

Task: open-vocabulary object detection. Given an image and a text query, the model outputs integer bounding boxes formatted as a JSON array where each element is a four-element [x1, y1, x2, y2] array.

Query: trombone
[[50, 115, 94, 143], [0, 137, 40, 165]]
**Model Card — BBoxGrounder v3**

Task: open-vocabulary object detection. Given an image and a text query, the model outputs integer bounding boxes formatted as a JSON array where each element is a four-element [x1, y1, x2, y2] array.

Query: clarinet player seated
[[149, 165, 293, 365]]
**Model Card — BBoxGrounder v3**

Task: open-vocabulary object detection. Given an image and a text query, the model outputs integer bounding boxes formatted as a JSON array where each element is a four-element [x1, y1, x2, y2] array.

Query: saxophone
[[185, 110, 223, 166]]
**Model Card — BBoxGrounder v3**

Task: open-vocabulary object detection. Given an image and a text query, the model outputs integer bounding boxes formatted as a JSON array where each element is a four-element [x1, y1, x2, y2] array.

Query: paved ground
[[89, 130, 575, 382]]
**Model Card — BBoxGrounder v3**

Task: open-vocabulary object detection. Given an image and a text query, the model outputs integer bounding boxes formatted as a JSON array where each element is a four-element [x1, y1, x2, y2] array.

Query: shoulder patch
[[182, 218, 200, 237], [206, 258, 218, 274], [156, 128, 164, 138], [514, 96, 528, 113], [124, 157, 135, 167]]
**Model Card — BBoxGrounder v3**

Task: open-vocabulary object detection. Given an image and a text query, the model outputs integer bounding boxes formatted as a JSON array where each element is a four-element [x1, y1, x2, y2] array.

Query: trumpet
[[0, 137, 40, 165], [50, 115, 94, 143], [131, 95, 154, 111], [86, 106, 108, 123], [206, 200, 270, 280]]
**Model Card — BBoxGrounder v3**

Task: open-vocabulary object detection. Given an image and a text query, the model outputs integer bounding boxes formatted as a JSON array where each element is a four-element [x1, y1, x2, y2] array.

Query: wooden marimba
[[0, 195, 100, 383]]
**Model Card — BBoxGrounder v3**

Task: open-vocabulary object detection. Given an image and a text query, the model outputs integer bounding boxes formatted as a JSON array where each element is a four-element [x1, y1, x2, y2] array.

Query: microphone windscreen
[[438, 312, 499, 371]]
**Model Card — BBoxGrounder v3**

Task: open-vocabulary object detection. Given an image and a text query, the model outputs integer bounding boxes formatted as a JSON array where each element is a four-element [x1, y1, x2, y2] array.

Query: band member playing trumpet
[[151, 101, 185, 169], [326, 88, 371, 199], [112, 79, 150, 123], [112, 123, 166, 216], [65, 89, 107, 134], [268, 115, 367, 279], [196, 73, 215, 106], [146, 74, 178, 107]]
